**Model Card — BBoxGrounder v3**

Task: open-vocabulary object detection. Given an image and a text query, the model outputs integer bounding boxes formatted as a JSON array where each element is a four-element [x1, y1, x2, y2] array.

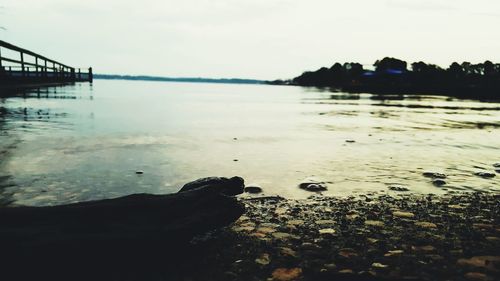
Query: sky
[[1, 0, 500, 80]]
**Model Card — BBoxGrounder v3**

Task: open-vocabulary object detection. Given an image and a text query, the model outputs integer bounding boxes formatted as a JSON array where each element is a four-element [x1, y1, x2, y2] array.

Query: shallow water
[[0, 80, 499, 205]]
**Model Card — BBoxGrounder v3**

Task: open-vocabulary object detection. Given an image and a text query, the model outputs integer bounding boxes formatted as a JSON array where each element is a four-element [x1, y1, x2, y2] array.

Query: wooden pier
[[0, 40, 92, 89]]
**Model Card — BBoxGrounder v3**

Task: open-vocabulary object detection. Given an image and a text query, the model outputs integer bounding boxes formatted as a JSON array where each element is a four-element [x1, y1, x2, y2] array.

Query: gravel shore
[[189, 192, 499, 281]]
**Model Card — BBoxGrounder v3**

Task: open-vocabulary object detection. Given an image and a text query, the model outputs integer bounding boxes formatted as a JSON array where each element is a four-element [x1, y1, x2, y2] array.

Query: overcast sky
[[1, 0, 500, 80]]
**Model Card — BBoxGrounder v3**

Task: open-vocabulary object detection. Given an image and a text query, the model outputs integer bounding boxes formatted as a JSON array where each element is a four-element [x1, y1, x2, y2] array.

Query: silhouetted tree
[[374, 57, 407, 72]]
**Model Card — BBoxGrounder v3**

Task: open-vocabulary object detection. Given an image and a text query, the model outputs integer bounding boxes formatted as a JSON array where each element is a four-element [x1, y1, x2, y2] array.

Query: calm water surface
[[0, 80, 499, 205]]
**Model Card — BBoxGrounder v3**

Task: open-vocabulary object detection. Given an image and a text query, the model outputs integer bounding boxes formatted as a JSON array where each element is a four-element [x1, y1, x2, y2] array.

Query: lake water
[[1, 80, 499, 206]]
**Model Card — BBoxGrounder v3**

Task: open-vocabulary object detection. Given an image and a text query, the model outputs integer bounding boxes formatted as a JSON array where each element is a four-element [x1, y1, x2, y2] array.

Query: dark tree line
[[274, 57, 500, 99]]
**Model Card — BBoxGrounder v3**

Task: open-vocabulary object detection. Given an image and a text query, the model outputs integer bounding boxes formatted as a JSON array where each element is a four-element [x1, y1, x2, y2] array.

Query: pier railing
[[0, 40, 92, 84]]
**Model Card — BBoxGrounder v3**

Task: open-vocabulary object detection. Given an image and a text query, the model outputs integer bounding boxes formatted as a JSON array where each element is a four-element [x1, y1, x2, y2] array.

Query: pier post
[[35, 57, 39, 77], [20, 52, 25, 77], [88, 67, 93, 82]]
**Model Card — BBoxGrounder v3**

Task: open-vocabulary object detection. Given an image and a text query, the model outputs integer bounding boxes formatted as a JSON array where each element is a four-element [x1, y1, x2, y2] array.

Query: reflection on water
[[0, 81, 499, 206]]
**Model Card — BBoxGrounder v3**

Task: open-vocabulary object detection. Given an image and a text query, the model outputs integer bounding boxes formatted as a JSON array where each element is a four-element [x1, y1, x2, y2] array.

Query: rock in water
[[474, 171, 496, 178], [389, 185, 409, 192], [432, 179, 447, 186], [299, 179, 328, 192], [244, 185, 263, 194], [179, 176, 245, 196], [423, 172, 447, 179]]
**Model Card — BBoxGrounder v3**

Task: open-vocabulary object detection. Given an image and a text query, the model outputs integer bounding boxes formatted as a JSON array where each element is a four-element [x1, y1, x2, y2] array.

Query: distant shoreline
[[270, 57, 500, 101], [94, 74, 264, 85]]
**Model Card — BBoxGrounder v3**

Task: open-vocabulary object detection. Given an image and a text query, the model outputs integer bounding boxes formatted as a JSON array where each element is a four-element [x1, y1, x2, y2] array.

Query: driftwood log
[[0, 176, 245, 280]]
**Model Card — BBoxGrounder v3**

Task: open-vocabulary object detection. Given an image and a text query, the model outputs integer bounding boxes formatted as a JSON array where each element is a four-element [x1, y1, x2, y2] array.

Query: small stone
[[272, 232, 294, 240], [346, 213, 359, 220], [474, 171, 496, 178], [250, 232, 267, 238], [287, 219, 304, 226], [237, 215, 250, 222], [345, 139, 356, 143], [365, 220, 384, 227], [412, 245, 436, 252], [280, 247, 297, 257], [135, 170, 144, 174], [384, 250, 404, 257], [301, 242, 320, 251], [371, 262, 389, 269], [315, 219, 335, 225], [233, 159, 239, 162], [393, 211, 415, 218], [464, 272, 493, 281], [457, 256, 500, 272], [339, 249, 358, 258], [232, 226, 255, 232], [448, 204, 466, 209], [389, 185, 409, 192], [257, 227, 277, 234], [485, 236, 500, 242], [299, 183, 327, 192], [473, 223, 494, 229], [415, 221, 437, 228], [432, 179, 446, 186], [338, 269, 354, 274], [244, 185, 263, 194], [493, 163, 500, 168], [319, 228, 336, 235], [299, 179, 327, 192], [255, 253, 270, 265], [275, 207, 287, 215], [423, 172, 447, 178], [323, 263, 337, 270], [271, 268, 303, 281]]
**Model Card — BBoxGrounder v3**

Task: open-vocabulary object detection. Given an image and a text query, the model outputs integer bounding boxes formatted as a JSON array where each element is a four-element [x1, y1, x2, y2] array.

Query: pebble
[[255, 253, 270, 265], [474, 172, 496, 178], [271, 268, 302, 281], [318, 228, 336, 235], [272, 232, 294, 240], [423, 172, 447, 178], [315, 219, 335, 225], [244, 185, 263, 194], [135, 170, 144, 174], [299, 183, 327, 192], [384, 250, 404, 257], [256, 227, 276, 234], [365, 220, 385, 227], [389, 185, 409, 192], [457, 256, 500, 272], [432, 179, 446, 186], [280, 247, 297, 257], [393, 211, 415, 218], [372, 262, 389, 269], [287, 219, 304, 226], [414, 221, 437, 228], [464, 272, 493, 281]]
